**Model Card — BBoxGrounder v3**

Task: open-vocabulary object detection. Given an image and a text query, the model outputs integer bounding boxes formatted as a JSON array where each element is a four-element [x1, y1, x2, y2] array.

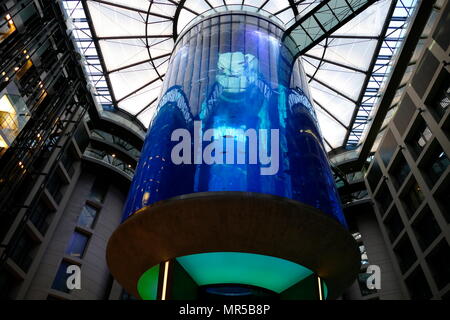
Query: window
[[434, 83, 449, 117], [374, 182, 392, 215], [89, 178, 108, 203], [74, 124, 89, 152], [426, 240, 450, 290], [435, 179, 450, 223], [416, 126, 432, 149], [77, 204, 99, 229], [394, 235, 417, 273], [407, 117, 432, 158], [422, 144, 449, 186], [29, 200, 53, 235], [10, 232, 37, 272], [412, 51, 440, 99], [51, 260, 73, 293], [383, 206, 404, 243], [428, 70, 449, 120], [405, 266, 432, 300], [393, 93, 416, 136], [366, 161, 382, 192], [412, 206, 441, 251], [379, 130, 396, 167], [401, 178, 424, 218], [46, 172, 66, 203], [389, 153, 410, 189], [60, 150, 77, 177], [65, 231, 89, 258]]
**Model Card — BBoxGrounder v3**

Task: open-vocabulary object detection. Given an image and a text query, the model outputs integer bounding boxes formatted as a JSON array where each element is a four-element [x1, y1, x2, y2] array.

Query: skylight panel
[[99, 39, 149, 72], [310, 83, 355, 127], [62, 0, 420, 154], [333, 0, 392, 37], [316, 108, 347, 148], [314, 63, 366, 101], [87, 2, 147, 37]]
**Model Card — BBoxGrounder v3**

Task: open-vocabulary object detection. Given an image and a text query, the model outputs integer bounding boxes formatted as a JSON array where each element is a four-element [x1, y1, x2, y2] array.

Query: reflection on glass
[[77, 204, 98, 229], [123, 14, 347, 227], [51, 260, 72, 293], [0, 14, 17, 44], [65, 232, 89, 258], [89, 178, 108, 203], [0, 94, 31, 149]]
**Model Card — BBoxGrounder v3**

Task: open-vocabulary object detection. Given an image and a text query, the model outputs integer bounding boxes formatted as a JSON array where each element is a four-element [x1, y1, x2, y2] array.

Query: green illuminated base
[[137, 252, 328, 300], [107, 192, 359, 300]]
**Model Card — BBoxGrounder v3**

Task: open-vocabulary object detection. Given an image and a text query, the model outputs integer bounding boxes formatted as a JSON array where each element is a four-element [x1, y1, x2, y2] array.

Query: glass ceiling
[[60, 0, 418, 153]]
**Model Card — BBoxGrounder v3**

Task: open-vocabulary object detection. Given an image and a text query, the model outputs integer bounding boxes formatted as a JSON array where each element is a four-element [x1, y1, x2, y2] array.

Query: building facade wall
[[344, 202, 406, 300], [365, 0, 450, 300], [24, 169, 126, 300], [0, 0, 141, 300]]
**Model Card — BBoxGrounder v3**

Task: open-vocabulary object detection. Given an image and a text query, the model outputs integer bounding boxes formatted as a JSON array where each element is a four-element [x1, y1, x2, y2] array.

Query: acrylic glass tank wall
[[122, 12, 347, 228]]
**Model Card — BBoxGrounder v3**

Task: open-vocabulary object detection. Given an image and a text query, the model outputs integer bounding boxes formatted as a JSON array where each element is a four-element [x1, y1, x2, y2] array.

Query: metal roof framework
[[60, 0, 419, 153]]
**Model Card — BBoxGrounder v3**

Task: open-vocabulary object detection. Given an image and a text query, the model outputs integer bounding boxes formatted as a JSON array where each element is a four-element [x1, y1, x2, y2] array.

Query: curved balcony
[[83, 146, 135, 180], [90, 129, 141, 161]]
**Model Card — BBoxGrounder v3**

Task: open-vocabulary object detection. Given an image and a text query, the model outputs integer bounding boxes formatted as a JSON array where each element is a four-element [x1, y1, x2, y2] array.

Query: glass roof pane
[[316, 108, 347, 148], [137, 105, 159, 128], [99, 39, 148, 72], [177, 9, 198, 35], [263, 0, 291, 15], [100, 0, 150, 12], [309, 38, 378, 72], [275, 10, 296, 24], [334, 0, 392, 36], [315, 7, 340, 30], [109, 64, 159, 101], [290, 29, 310, 51], [87, 2, 147, 37], [309, 80, 356, 127], [314, 63, 366, 101], [147, 37, 173, 57], [205, 0, 224, 7], [150, 2, 177, 17], [297, 1, 322, 19], [302, 15, 324, 41], [244, 0, 264, 7], [184, 0, 214, 13], [146, 21, 173, 38], [119, 82, 162, 115]]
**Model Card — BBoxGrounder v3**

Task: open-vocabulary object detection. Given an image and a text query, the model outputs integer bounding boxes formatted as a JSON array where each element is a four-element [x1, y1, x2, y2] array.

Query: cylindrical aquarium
[[107, 11, 359, 301], [122, 12, 346, 227]]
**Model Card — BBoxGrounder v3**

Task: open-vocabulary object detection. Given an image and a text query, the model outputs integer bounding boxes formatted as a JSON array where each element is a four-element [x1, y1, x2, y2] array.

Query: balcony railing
[[84, 147, 134, 178]]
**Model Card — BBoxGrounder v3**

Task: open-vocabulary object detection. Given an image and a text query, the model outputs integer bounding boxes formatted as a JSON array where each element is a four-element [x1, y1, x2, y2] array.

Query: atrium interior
[[0, 0, 448, 300]]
